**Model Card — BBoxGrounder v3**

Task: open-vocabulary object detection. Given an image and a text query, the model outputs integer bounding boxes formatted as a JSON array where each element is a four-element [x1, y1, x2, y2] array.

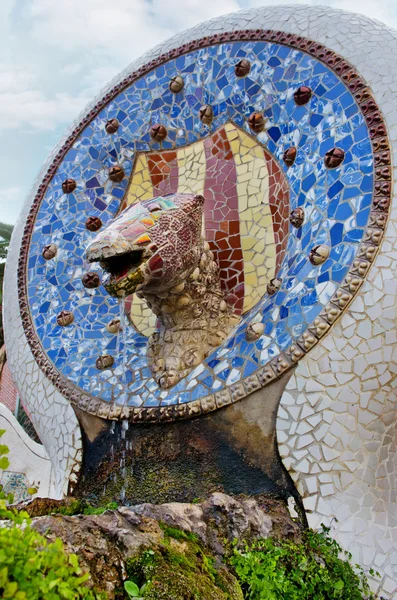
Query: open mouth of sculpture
[[96, 249, 147, 295], [100, 249, 144, 280]]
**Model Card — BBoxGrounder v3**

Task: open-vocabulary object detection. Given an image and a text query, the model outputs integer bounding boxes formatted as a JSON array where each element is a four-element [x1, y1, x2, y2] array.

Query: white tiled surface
[[278, 250, 397, 597], [0, 403, 56, 499], [3, 5, 397, 596]]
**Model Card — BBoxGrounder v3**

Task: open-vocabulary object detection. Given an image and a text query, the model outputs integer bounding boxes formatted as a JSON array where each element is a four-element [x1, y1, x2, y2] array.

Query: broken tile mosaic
[[26, 40, 374, 409]]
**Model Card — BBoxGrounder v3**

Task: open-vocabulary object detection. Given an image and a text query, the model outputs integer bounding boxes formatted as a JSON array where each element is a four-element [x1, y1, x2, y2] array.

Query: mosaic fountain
[[3, 5, 397, 597]]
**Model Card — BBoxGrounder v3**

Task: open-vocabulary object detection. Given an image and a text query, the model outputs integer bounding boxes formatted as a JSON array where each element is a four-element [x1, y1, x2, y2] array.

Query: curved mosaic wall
[[19, 33, 390, 421]]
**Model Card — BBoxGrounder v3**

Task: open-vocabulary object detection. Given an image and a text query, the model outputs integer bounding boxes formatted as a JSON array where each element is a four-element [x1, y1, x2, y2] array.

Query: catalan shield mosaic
[[19, 32, 391, 422]]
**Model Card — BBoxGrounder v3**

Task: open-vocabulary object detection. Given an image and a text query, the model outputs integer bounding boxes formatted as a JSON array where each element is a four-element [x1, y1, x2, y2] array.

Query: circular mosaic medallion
[[19, 31, 391, 422]]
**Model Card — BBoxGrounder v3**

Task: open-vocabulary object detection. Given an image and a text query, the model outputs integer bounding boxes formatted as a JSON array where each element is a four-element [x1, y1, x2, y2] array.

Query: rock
[[15, 496, 83, 517], [30, 493, 300, 599]]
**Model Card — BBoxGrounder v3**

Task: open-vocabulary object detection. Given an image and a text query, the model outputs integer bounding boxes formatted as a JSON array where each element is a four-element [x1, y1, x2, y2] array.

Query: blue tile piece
[[26, 39, 374, 409]]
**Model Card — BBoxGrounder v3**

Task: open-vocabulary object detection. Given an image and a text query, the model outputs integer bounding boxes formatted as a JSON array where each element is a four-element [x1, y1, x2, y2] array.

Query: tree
[[0, 222, 14, 347]]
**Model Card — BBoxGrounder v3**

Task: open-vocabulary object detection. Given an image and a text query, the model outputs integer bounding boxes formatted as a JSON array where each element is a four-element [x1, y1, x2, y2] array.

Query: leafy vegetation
[[18, 498, 120, 519], [0, 430, 105, 600], [158, 523, 199, 543], [229, 526, 379, 600], [0, 222, 13, 292], [0, 222, 13, 346], [124, 580, 147, 599], [0, 222, 13, 262], [82, 501, 119, 515], [125, 526, 243, 599], [51, 500, 119, 517]]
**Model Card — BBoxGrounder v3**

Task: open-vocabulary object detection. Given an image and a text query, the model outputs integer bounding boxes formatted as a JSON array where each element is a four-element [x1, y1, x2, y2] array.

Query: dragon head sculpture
[[86, 193, 240, 389], [85, 194, 204, 296]]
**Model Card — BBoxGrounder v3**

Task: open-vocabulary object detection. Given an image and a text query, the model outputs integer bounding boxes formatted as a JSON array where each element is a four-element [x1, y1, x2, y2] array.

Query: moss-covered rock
[[31, 493, 299, 598], [126, 527, 243, 600]]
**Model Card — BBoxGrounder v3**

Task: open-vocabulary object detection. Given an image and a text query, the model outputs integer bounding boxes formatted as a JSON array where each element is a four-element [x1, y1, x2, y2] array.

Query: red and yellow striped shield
[[121, 122, 290, 336]]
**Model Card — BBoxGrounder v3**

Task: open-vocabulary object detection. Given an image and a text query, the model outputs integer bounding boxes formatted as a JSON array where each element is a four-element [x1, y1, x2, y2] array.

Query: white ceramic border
[[0, 404, 55, 499], [4, 5, 397, 596]]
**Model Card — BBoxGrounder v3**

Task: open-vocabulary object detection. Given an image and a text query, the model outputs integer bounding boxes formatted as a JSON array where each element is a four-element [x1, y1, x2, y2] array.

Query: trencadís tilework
[[20, 34, 390, 421], [5, 7, 397, 597]]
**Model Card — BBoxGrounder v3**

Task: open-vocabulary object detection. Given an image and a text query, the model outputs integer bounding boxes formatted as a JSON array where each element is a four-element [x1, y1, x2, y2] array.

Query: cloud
[[0, 67, 88, 131], [0, 0, 241, 132], [148, 0, 239, 30], [28, 0, 240, 58], [0, 71, 89, 131], [1, 0, 397, 224], [28, 0, 171, 58], [80, 65, 125, 97], [0, 186, 24, 225]]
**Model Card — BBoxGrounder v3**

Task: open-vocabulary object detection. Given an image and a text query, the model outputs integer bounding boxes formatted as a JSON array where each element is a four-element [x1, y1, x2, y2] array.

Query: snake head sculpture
[[85, 193, 205, 297]]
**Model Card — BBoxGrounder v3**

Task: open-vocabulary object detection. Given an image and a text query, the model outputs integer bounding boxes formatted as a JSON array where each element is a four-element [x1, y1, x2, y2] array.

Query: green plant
[[124, 580, 147, 599], [0, 430, 103, 599], [0, 223, 13, 345], [159, 523, 199, 543], [0, 429, 13, 505], [24, 500, 120, 518], [82, 501, 119, 515], [126, 532, 243, 599], [0, 429, 10, 471], [229, 526, 379, 600]]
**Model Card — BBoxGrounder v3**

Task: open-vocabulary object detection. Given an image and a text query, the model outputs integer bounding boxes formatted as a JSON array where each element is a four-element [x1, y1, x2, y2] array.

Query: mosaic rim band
[[17, 29, 392, 423]]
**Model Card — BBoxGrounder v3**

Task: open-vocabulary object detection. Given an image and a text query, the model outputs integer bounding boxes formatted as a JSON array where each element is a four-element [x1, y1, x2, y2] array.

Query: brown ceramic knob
[[294, 86, 312, 106], [42, 244, 57, 260], [245, 322, 265, 341], [199, 105, 214, 125], [106, 318, 121, 334], [108, 165, 125, 182], [309, 244, 330, 265], [105, 118, 119, 134], [248, 112, 265, 133], [150, 124, 168, 142], [169, 75, 184, 93], [82, 272, 101, 288], [96, 355, 114, 370], [85, 216, 102, 232], [56, 310, 74, 327], [235, 59, 251, 77], [373, 197, 390, 211], [267, 277, 282, 296], [283, 147, 297, 167], [290, 207, 305, 229], [62, 179, 77, 194], [324, 148, 345, 169]]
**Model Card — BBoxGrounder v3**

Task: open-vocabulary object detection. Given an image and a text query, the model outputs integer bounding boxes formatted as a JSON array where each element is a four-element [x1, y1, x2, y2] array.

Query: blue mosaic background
[[27, 41, 373, 407]]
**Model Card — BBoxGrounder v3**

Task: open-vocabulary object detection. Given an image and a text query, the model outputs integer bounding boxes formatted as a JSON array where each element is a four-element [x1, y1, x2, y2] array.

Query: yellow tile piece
[[135, 234, 151, 245], [246, 272, 258, 285], [129, 296, 156, 338], [177, 140, 206, 235], [225, 123, 276, 313], [141, 216, 155, 227], [125, 154, 153, 207], [177, 141, 206, 195]]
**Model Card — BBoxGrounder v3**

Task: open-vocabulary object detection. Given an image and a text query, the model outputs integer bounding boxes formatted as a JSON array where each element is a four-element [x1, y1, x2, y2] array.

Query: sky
[[1, 0, 396, 225]]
